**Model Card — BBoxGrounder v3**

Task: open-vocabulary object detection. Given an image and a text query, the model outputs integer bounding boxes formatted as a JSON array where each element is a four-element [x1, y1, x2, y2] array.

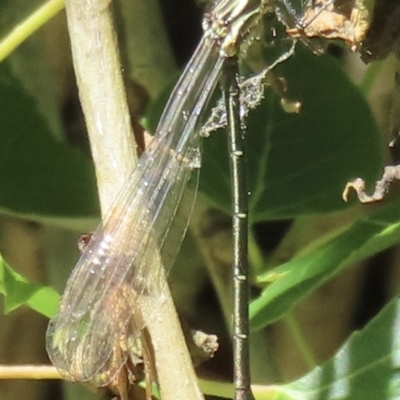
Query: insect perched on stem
[[47, 0, 288, 398], [47, 0, 372, 398]]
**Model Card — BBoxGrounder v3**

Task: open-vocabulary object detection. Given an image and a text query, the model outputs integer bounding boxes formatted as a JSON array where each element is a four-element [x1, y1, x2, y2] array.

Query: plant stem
[[64, 0, 137, 213], [0, 365, 60, 380], [223, 55, 254, 400], [0, 0, 64, 63]]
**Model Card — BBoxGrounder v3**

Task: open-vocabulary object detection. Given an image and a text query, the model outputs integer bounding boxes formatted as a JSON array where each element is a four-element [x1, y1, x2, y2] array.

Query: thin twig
[[0, 0, 65, 63], [343, 166, 400, 203], [0, 365, 60, 380]]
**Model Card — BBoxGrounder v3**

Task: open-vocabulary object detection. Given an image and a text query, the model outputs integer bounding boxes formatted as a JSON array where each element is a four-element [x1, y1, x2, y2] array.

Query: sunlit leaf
[[253, 297, 400, 400], [250, 198, 400, 330]]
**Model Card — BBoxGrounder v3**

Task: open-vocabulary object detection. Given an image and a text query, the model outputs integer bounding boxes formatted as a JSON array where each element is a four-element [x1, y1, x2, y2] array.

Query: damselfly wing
[[46, 0, 273, 389]]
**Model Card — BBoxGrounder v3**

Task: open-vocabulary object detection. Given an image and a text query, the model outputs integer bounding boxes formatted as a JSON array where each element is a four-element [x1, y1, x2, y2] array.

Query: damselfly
[[46, 0, 279, 395], [47, 0, 351, 398]]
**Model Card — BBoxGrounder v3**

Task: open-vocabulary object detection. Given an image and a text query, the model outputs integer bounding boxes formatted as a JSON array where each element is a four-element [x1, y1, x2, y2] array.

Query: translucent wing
[[46, 36, 224, 386]]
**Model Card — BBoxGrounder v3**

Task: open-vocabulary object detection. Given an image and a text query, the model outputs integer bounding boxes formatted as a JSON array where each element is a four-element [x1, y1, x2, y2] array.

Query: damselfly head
[[203, 0, 275, 56]]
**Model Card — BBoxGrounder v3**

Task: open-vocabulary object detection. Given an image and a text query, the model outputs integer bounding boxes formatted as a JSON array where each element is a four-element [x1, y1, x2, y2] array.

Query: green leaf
[[0, 255, 59, 317], [250, 198, 400, 331], [253, 297, 400, 400], [0, 61, 99, 228], [200, 46, 381, 220]]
